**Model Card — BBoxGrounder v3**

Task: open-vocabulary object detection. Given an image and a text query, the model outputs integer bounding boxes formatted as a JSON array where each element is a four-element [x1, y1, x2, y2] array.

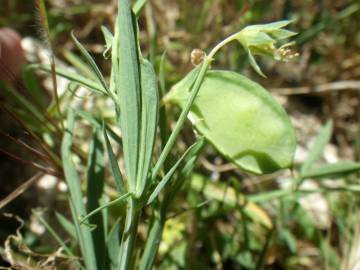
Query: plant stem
[[151, 33, 237, 182], [151, 59, 209, 181], [118, 197, 140, 270], [138, 207, 165, 270]]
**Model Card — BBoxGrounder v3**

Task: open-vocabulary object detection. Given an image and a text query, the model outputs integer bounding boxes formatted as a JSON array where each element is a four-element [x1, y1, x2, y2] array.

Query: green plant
[[9, 0, 301, 269]]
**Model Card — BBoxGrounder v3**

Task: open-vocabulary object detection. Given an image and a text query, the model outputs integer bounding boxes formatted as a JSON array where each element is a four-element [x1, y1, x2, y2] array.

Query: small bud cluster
[[233, 20, 298, 76], [277, 43, 299, 62], [191, 48, 206, 66]]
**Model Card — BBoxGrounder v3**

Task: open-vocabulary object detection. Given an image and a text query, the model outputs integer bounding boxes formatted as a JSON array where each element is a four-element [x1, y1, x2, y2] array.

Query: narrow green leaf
[[138, 212, 163, 270], [147, 138, 205, 205], [61, 109, 97, 270], [103, 125, 126, 193], [55, 211, 77, 240], [74, 109, 123, 145], [133, 0, 147, 16], [135, 59, 159, 197], [79, 192, 132, 224], [167, 70, 296, 174], [30, 64, 106, 94], [33, 210, 74, 257], [139, 138, 205, 270], [107, 218, 121, 270], [300, 120, 333, 176], [63, 49, 98, 80], [158, 52, 170, 154], [302, 162, 360, 179], [86, 129, 106, 270], [71, 32, 110, 95], [113, 0, 141, 192]]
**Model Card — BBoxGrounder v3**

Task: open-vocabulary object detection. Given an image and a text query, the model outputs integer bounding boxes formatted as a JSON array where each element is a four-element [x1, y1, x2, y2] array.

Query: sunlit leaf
[[166, 70, 296, 174]]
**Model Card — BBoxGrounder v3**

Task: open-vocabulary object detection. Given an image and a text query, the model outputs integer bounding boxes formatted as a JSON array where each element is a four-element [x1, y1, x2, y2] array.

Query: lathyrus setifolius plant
[[39, 0, 298, 269]]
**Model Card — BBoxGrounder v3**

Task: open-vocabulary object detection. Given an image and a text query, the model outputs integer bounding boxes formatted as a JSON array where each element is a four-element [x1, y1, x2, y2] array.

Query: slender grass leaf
[[135, 59, 159, 197], [138, 212, 163, 270], [166, 70, 296, 174], [158, 52, 170, 162], [63, 49, 98, 81], [104, 125, 126, 193], [71, 32, 110, 95], [301, 162, 360, 179], [300, 120, 333, 176], [107, 218, 121, 270], [74, 109, 122, 143], [30, 64, 106, 94], [55, 211, 77, 240], [113, 0, 141, 192], [140, 137, 205, 270], [61, 109, 98, 270], [86, 129, 106, 270], [33, 210, 74, 257], [80, 192, 132, 224], [166, 136, 206, 200], [147, 138, 205, 205], [133, 0, 147, 16]]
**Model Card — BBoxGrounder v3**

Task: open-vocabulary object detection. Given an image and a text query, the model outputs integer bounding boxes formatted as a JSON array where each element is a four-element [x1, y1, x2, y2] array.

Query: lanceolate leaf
[[103, 126, 126, 193], [71, 32, 110, 95], [113, 0, 141, 192], [86, 130, 106, 270], [166, 70, 296, 174], [136, 59, 159, 197], [147, 137, 205, 205], [30, 64, 106, 94], [301, 162, 360, 179], [61, 110, 97, 270]]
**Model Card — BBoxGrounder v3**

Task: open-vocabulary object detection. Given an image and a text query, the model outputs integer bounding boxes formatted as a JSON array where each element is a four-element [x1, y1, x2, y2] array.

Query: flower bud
[[235, 20, 297, 77]]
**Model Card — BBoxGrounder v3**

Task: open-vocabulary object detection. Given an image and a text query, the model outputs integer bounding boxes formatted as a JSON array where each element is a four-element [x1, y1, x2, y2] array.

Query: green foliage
[[166, 70, 296, 174]]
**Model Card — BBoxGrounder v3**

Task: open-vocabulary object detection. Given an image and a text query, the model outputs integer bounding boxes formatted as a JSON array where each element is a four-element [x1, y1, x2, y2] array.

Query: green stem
[[151, 60, 209, 181], [138, 207, 165, 270], [118, 198, 140, 270], [151, 34, 237, 182]]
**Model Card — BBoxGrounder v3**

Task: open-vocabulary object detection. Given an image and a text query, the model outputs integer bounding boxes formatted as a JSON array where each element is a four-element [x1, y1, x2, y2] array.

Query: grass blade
[[300, 120, 333, 176], [147, 138, 205, 205], [55, 211, 77, 240], [133, 0, 147, 16], [107, 218, 121, 270], [113, 0, 141, 192], [86, 129, 106, 270], [301, 162, 360, 179], [30, 64, 106, 94], [104, 126, 126, 194], [135, 59, 159, 197], [32, 210, 75, 257], [75, 109, 123, 144], [63, 49, 98, 81], [61, 109, 97, 270], [71, 32, 110, 95], [79, 192, 132, 224]]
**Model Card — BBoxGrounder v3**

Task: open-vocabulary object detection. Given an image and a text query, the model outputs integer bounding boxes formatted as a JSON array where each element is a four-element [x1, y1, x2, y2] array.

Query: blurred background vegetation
[[0, 0, 360, 269]]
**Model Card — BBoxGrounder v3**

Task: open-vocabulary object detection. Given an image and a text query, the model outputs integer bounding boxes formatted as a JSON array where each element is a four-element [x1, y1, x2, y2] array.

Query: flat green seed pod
[[166, 70, 296, 174]]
